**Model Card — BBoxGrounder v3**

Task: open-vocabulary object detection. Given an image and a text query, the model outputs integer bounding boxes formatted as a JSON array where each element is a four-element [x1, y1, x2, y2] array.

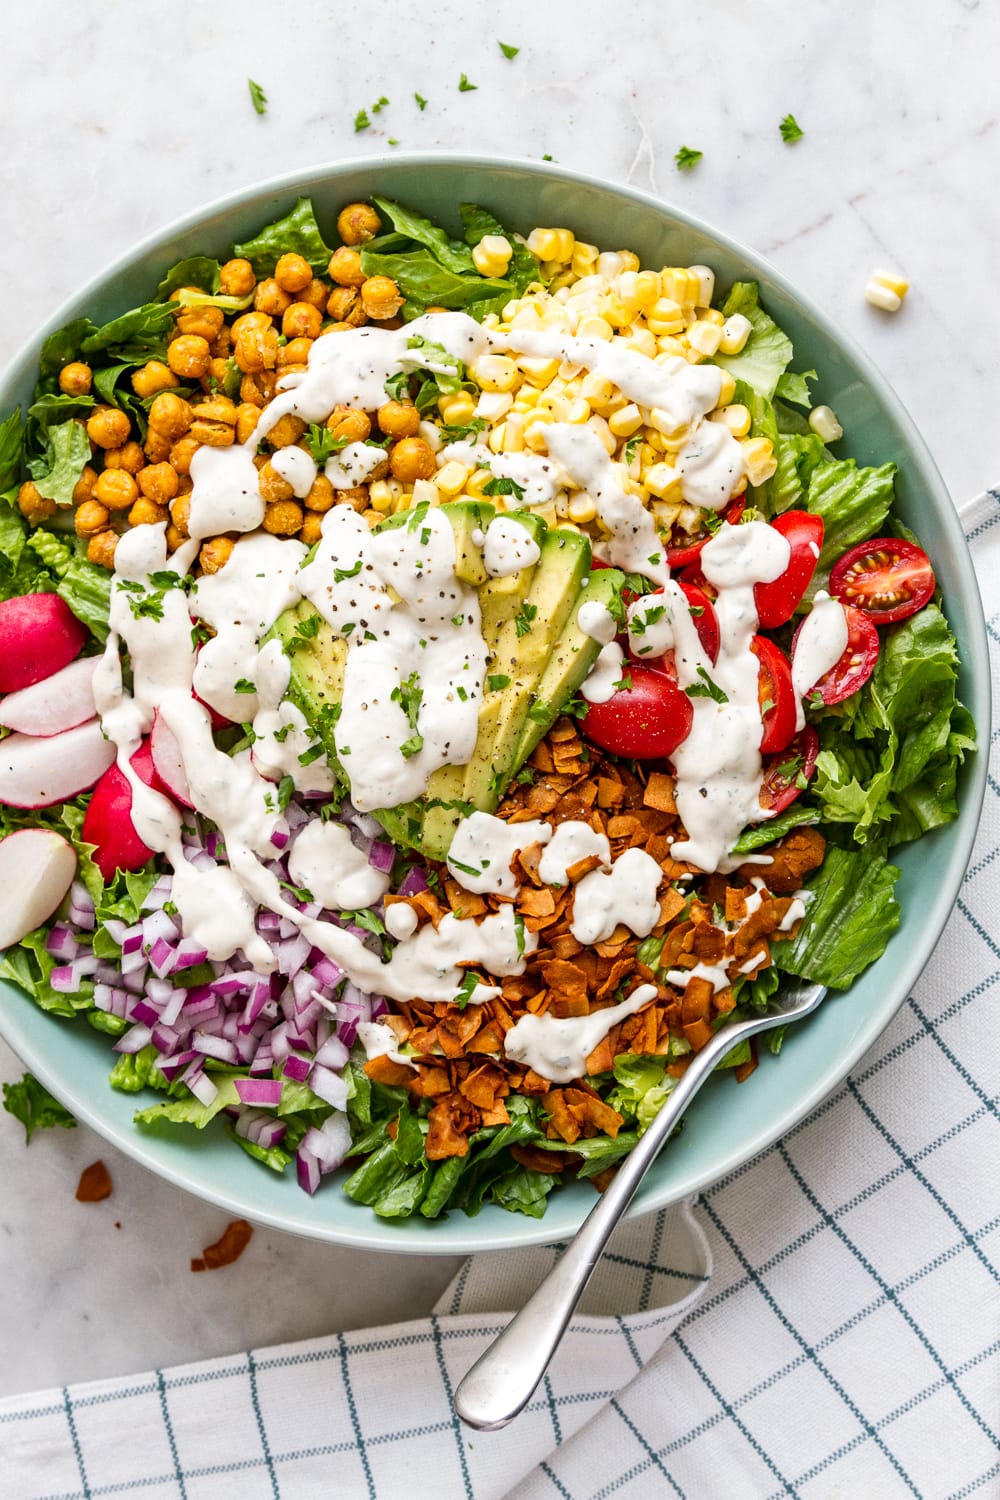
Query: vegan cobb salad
[[0, 196, 973, 1220]]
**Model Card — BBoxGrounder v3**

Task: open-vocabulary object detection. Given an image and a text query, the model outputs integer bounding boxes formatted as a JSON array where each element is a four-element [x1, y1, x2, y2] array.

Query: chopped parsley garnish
[[149, 571, 190, 591], [191, 623, 213, 649], [488, 673, 511, 691], [388, 138, 399, 147], [454, 971, 479, 1009], [688, 603, 705, 617], [675, 145, 703, 172], [298, 742, 325, 767], [488, 767, 508, 797], [458, 73, 477, 92], [234, 678, 256, 694], [514, 602, 538, 638], [415, 92, 428, 110], [440, 417, 487, 443], [526, 699, 552, 724], [272, 722, 293, 743], [451, 613, 465, 627], [624, 436, 643, 465], [612, 672, 633, 692], [406, 500, 431, 533], [629, 603, 666, 636], [248, 79, 267, 115], [456, 685, 469, 702], [779, 113, 804, 144], [128, 592, 164, 622], [391, 671, 424, 759], [353, 108, 370, 132], [482, 475, 526, 500], [305, 423, 347, 463], [516, 766, 535, 785], [341, 622, 356, 636], [498, 41, 520, 58], [685, 666, 729, 704], [333, 558, 363, 583], [563, 694, 588, 720], [449, 857, 481, 878], [277, 775, 295, 811], [514, 912, 526, 958], [383, 369, 410, 402], [342, 908, 387, 938], [372, 95, 389, 113]]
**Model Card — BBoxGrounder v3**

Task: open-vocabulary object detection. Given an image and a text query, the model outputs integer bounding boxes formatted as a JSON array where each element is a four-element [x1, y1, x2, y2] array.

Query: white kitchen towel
[[1, 490, 997, 1500]]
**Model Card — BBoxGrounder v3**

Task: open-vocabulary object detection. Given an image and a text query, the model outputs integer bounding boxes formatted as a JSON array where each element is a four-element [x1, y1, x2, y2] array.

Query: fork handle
[[452, 1022, 744, 1430]]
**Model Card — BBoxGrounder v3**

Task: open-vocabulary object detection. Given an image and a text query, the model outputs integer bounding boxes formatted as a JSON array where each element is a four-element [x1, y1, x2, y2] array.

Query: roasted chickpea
[[377, 400, 420, 438], [235, 402, 260, 445], [326, 405, 370, 444], [304, 473, 335, 512], [167, 334, 211, 380], [17, 480, 56, 523], [169, 435, 201, 476], [199, 536, 236, 573], [262, 499, 304, 535], [189, 417, 235, 448], [137, 461, 179, 504], [87, 406, 131, 450], [300, 511, 324, 546], [210, 325, 233, 359], [58, 361, 92, 396], [191, 394, 238, 427], [170, 493, 191, 535], [143, 428, 173, 463], [254, 278, 292, 317], [277, 337, 314, 368], [325, 286, 366, 326], [232, 310, 272, 338], [103, 440, 146, 474], [72, 465, 98, 505], [234, 325, 279, 374], [147, 391, 193, 440], [128, 497, 169, 528], [337, 202, 382, 246], [363, 508, 383, 528], [282, 301, 323, 340], [87, 529, 119, 569], [93, 468, 139, 512], [361, 275, 404, 321], [389, 437, 436, 483], [132, 360, 179, 399], [266, 413, 305, 449], [165, 524, 187, 554], [219, 258, 255, 297], [74, 499, 111, 537], [239, 374, 265, 408], [206, 357, 232, 389], [297, 277, 330, 311], [176, 304, 225, 342], [338, 486, 370, 513], [274, 252, 313, 294], [258, 461, 294, 503], [327, 247, 366, 287]]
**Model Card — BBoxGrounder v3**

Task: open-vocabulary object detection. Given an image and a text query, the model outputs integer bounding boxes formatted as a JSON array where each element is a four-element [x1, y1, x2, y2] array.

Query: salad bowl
[[0, 154, 989, 1252]]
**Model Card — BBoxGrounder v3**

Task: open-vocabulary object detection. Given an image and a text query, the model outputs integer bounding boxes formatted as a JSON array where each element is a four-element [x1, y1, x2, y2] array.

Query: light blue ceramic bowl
[[0, 155, 989, 1252]]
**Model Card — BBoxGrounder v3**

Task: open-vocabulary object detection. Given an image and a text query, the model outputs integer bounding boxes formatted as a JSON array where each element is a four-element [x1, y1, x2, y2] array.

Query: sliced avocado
[[477, 510, 548, 646], [375, 498, 494, 586], [461, 527, 593, 816], [268, 601, 347, 771], [514, 565, 626, 765]]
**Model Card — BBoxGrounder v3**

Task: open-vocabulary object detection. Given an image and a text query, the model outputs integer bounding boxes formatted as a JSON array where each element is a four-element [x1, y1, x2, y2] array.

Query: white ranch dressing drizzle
[[356, 1020, 416, 1070], [445, 810, 552, 898], [790, 591, 848, 731], [664, 960, 731, 993], [570, 846, 663, 944], [384, 902, 418, 940], [675, 421, 746, 510], [504, 983, 658, 1084], [482, 516, 542, 577], [324, 441, 388, 489], [537, 821, 611, 887], [545, 424, 670, 584], [439, 440, 561, 510], [626, 593, 674, 661], [577, 600, 618, 645], [187, 444, 264, 540], [270, 445, 317, 498], [287, 819, 390, 911]]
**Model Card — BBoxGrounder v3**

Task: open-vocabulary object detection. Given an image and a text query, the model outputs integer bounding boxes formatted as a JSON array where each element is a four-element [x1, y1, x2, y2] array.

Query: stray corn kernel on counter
[[0, 195, 971, 1220]]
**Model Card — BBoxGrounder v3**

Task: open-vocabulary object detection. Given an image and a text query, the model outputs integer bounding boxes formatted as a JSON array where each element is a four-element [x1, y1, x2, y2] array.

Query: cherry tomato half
[[829, 537, 935, 624], [666, 496, 746, 570], [751, 635, 797, 755], [753, 510, 825, 629], [627, 583, 721, 667], [793, 603, 879, 708], [759, 727, 819, 815], [581, 664, 693, 760]]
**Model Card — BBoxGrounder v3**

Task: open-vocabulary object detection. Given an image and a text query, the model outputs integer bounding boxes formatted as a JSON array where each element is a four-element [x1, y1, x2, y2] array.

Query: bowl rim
[[0, 151, 990, 1253]]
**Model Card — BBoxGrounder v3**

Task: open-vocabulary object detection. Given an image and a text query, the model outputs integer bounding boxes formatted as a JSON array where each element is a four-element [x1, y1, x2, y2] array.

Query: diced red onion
[[296, 1148, 321, 1195], [282, 1054, 313, 1083], [171, 939, 208, 972], [93, 984, 130, 1018], [185, 1066, 218, 1108], [303, 1113, 351, 1172], [309, 1064, 349, 1110], [192, 1032, 238, 1064], [235, 1076, 283, 1107], [397, 866, 429, 897], [315, 1034, 349, 1071], [45, 925, 79, 962], [114, 1023, 153, 1054], [129, 999, 161, 1027], [155, 1049, 197, 1081], [151, 1022, 182, 1053], [367, 840, 396, 874]]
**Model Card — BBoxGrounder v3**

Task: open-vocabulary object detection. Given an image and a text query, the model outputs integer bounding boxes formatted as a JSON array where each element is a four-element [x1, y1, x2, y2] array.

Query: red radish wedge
[[150, 711, 194, 808], [0, 594, 88, 693], [0, 829, 78, 949], [0, 656, 98, 736], [130, 738, 173, 797], [0, 721, 115, 808], [83, 763, 154, 880]]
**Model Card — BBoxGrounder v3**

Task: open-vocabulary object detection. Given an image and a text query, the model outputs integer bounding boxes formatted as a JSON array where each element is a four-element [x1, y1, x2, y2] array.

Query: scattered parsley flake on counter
[[780, 113, 804, 143], [388, 138, 400, 147], [458, 74, 477, 92], [498, 41, 520, 59], [372, 96, 389, 114], [354, 108, 371, 133], [675, 145, 703, 172], [415, 92, 428, 110], [542, 153, 554, 161], [2, 1073, 76, 1144], [248, 79, 267, 115]]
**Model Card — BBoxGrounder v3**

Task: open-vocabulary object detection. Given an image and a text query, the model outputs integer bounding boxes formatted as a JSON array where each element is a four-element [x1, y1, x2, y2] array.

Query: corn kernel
[[646, 297, 686, 336], [518, 355, 561, 388], [625, 327, 658, 358], [601, 296, 633, 330], [644, 462, 683, 501], [526, 227, 574, 263], [660, 268, 700, 308], [501, 414, 526, 452], [435, 460, 470, 496], [538, 394, 570, 421], [512, 386, 542, 412], [608, 403, 644, 438], [649, 408, 686, 439], [656, 336, 687, 358], [651, 499, 682, 532], [439, 391, 476, 425], [865, 270, 908, 312], [579, 372, 614, 405], [524, 420, 551, 453], [743, 436, 777, 486], [475, 391, 514, 422], [567, 492, 598, 524], [719, 403, 752, 438], [570, 242, 599, 278], [465, 468, 494, 498], [565, 398, 591, 424], [472, 234, 514, 278], [719, 313, 753, 354], [369, 480, 397, 512], [471, 354, 519, 393], [809, 405, 844, 443], [587, 414, 616, 455], [717, 370, 737, 405], [687, 319, 724, 357], [418, 420, 443, 452], [617, 250, 640, 273], [689, 264, 716, 307], [576, 315, 614, 342]]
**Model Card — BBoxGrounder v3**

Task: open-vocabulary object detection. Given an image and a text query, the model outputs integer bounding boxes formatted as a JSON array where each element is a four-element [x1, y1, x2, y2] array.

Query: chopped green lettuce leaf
[[359, 247, 512, 313], [29, 420, 90, 507], [732, 804, 821, 854], [770, 842, 901, 989], [775, 369, 816, 408], [80, 303, 178, 362], [371, 197, 476, 275], [459, 203, 539, 293], [805, 459, 896, 586], [2, 1072, 77, 1143], [234, 197, 332, 275], [155, 256, 222, 301], [770, 431, 825, 514], [716, 282, 793, 400]]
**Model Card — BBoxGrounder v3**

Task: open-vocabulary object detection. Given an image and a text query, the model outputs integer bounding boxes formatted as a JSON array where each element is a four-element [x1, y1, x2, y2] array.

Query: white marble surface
[[1, 0, 998, 1399]]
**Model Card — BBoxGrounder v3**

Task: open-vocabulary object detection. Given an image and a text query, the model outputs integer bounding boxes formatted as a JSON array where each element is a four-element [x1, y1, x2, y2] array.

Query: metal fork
[[453, 980, 827, 1430]]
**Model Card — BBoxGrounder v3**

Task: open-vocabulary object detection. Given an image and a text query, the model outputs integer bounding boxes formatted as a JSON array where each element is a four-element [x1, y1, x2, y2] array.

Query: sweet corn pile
[[17, 200, 812, 576]]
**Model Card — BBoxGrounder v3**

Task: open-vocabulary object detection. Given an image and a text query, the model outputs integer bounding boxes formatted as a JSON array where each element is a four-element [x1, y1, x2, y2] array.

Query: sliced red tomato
[[753, 510, 824, 629], [581, 664, 693, 759], [627, 583, 721, 666], [751, 635, 796, 754], [828, 537, 935, 624], [759, 727, 819, 814], [666, 496, 746, 569], [793, 603, 879, 708]]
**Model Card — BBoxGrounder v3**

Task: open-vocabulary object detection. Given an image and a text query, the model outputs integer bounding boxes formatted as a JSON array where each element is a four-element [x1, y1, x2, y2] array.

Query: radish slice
[[0, 830, 78, 949], [0, 656, 98, 736], [0, 721, 116, 808], [150, 712, 194, 808], [82, 762, 155, 881], [0, 594, 88, 693]]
